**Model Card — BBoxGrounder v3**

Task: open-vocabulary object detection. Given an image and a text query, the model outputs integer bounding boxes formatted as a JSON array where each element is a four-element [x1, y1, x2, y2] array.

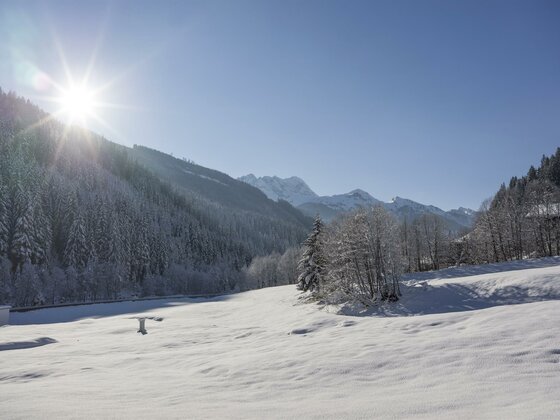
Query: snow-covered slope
[[309, 188, 383, 212], [239, 174, 476, 229], [2, 258, 560, 419], [446, 207, 478, 229], [384, 196, 475, 231], [238, 174, 318, 206], [386, 196, 448, 217]]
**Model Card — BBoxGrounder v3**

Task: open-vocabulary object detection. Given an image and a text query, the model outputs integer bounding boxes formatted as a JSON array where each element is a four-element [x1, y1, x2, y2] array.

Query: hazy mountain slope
[[296, 202, 340, 221], [445, 207, 478, 229], [384, 196, 473, 232], [3, 258, 560, 418], [240, 174, 476, 229], [130, 147, 310, 228]]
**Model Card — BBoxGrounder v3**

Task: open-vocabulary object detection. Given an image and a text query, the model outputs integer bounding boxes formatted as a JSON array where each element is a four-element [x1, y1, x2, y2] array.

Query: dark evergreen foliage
[[297, 215, 326, 293]]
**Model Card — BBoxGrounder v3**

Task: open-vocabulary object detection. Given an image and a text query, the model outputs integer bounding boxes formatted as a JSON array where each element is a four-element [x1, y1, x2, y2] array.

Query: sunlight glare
[[59, 85, 96, 122]]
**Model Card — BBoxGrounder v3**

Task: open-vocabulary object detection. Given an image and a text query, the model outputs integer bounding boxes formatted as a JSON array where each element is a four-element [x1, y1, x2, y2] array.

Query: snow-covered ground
[[1, 259, 560, 419]]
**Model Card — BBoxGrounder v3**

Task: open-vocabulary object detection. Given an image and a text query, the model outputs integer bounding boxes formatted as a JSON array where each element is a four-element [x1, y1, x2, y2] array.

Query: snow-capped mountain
[[238, 174, 318, 206], [239, 174, 476, 231], [311, 189, 383, 212]]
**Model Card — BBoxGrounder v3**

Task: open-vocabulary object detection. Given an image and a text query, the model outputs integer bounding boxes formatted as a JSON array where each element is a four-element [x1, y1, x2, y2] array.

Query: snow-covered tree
[[31, 197, 51, 265], [13, 261, 43, 306], [9, 191, 36, 272], [64, 212, 89, 269], [245, 252, 281, 289], [297, 215, 326, 293], [277, 246, 301, 285], [324, 207, 402, 304]]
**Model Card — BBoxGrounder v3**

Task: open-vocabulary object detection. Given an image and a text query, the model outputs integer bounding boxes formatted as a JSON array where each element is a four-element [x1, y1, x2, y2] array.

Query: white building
[[0, 306, 10, 326]]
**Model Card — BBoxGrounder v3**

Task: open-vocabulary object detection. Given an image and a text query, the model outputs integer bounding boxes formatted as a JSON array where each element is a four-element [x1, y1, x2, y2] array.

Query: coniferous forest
[[0, 89, 309, 306]]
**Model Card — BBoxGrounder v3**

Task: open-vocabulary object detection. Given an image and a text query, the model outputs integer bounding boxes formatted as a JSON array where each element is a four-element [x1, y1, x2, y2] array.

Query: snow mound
[[340, 257, 560, 317], [1, 259, 560, 418]]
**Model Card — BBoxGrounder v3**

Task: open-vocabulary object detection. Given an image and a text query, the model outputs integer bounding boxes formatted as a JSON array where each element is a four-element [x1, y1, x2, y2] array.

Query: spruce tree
[[31, 198, 51, 265], [297, 215, 326, 293], [10, 192, 36, 272], [14, 261, 43, 306], [64, 212, 89, 269]]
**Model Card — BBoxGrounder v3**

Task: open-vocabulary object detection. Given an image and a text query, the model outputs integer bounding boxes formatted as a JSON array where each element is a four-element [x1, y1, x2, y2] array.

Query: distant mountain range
[[239, 174, 476, 231]]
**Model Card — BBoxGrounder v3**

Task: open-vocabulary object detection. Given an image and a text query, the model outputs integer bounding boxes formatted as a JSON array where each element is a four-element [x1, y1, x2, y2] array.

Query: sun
[[58, 85, 97, 123]]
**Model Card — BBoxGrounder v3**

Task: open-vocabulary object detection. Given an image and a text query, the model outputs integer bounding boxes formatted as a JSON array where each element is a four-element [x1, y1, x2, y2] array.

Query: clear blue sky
[[1, 0, 559, 210]]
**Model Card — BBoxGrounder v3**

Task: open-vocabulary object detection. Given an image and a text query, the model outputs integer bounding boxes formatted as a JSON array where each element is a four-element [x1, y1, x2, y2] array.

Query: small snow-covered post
[[137, 318, 147, 335]]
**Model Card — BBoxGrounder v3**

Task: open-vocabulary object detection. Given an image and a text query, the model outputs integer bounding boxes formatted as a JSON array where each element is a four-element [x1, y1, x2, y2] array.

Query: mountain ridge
[[239, 174, 476, 231], [237, 174, 317, 206]]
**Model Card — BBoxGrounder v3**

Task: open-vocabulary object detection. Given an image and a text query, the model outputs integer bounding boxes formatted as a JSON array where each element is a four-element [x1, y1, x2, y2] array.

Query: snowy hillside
[[239, 174, 476, 229], [2, 258, 560, 419]]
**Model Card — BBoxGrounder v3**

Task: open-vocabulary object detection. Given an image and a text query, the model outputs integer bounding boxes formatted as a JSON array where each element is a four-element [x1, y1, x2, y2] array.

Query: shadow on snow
[[339, 282, 560, 317], [401, 256, 560, 282], [339, 258, 560, 317], [8, 295, 233, 326], [0, 337, 58, 351]]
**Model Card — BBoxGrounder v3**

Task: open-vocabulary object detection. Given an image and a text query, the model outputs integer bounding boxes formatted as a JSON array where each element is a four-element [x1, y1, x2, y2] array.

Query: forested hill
[[129, 145, 310, 227], [0, 89, 310, 306], [467, 148, 560, 264]]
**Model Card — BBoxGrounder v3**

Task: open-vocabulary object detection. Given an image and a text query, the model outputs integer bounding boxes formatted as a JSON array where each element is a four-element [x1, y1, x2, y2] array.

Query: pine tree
[[527, 165, 538, 182], [10, 191, 36, 272], [297, 215, 326, 293], [13, 261, 43, 306], [64, 212, 89, 269], [31, 198, 52, 265], [132, 219, 150, 283]]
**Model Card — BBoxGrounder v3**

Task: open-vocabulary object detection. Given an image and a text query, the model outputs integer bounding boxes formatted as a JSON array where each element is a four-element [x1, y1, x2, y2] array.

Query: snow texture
[[1, 258, 560, 419], [238, 174, 318, 206]]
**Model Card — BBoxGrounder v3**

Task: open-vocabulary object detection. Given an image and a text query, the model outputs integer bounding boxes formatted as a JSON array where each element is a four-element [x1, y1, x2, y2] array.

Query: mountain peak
[[241, 173, 258, 182], [456, 207, 476, 215], [347, 189, 375, 200], [239, 174, 318, 206]]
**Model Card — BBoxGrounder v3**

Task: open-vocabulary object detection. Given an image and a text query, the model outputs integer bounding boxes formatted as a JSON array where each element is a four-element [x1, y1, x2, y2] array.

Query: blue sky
[[0, 0, 559, 210]]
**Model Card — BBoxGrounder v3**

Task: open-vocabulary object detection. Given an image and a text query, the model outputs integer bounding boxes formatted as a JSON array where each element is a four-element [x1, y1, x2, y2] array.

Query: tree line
[[461, 148, 560, 264]]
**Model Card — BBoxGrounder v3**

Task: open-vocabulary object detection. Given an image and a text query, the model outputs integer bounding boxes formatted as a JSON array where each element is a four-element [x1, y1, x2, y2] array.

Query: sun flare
[[58, 85, 97, 122]]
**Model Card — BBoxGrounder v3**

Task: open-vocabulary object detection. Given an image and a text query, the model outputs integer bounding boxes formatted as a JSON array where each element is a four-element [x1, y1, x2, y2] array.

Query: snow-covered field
[[1, 259, 560, 419]]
